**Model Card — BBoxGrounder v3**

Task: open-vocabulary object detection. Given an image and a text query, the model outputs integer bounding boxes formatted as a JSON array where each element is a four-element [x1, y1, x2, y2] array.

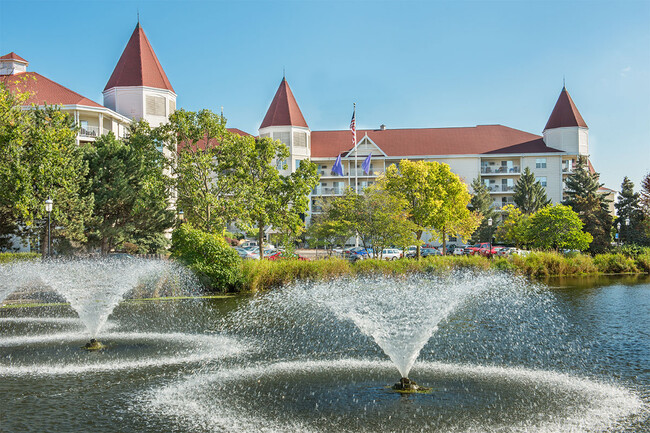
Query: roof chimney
[[379, 124, 386, 131]]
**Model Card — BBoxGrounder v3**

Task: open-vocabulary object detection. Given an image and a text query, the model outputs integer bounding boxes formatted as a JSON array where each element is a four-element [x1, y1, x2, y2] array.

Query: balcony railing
[[487, 185, 515, 192], [79, 125, 100, 138], [491, 202, 515, 210], [562, 166, 573, 173], [481, 166, 520, 174]]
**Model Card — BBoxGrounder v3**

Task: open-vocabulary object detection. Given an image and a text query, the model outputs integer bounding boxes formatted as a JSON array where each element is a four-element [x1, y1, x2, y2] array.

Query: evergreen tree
[[563, 156, 613, 253], [614, 177, 645, 245], [83, 122, 175, 254], [469, 177, 498, 242], [639, 173, 650, 242], [513, 167, 550, 214]]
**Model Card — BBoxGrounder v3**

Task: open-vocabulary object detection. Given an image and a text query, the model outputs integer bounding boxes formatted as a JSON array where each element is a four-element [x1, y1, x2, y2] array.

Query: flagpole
[[354, 103, 357, 194]]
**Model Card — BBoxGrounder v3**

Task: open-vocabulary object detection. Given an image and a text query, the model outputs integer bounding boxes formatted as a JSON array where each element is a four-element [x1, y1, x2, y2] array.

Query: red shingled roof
[[177, 128, 253, 152], [104, 23, 174, 92], [544, 87, 587, 130], [260, 78, 308, 129], [0, 52, 28, 63], [311, 125, 563, 158], [1, 72, 103, 108]]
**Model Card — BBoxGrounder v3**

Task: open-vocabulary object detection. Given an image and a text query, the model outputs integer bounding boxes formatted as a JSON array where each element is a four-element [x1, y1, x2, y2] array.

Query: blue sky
[[1, 0, 648, 190]]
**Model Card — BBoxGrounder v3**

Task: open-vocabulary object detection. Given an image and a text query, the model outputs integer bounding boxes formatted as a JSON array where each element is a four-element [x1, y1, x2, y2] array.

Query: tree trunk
[[258, 220, 264, 259], [442, 226, 447, 255], [416, 230, 423, 259]]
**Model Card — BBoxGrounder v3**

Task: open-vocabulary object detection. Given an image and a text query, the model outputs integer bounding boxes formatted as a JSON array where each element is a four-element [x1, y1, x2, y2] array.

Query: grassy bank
[[238, 251, 650, 292]]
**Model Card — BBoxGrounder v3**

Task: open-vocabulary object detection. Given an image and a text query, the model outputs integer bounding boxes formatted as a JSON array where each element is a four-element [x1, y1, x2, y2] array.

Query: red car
[[478, 245, 502, 257], [465, 243, 491, 256], [267, 251, 309, 261]]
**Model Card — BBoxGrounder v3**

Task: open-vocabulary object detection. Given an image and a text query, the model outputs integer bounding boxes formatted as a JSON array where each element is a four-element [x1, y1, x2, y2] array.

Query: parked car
[[452, 246, 465, 256], [267, 251, 309, 261], [420, 247, 442, 257], [232, 246, 258, 260], [496, 247, 518, 257], [381, 248, 403, 260], [478, 245, 503, 257], [343, 250, 365, 262]]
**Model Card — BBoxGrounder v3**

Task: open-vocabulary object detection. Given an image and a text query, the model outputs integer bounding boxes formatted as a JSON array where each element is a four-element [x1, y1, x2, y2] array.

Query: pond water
[[0, 273, 648, 432]]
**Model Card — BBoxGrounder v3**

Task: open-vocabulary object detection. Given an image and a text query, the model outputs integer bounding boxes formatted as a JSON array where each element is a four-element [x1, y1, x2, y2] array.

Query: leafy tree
[[526, 204, 592, 251], [234, 136, 320, 258], [330, 186, 416, 258], [306, 198, 355, 256], [513, 167, 550, 214], [469, 176, 498, 242], [563, 157, 613, 253], [83, 121, 175, 254], [615, 177, 646, 246], [160, 109, 244, 233], [0, 85, 93, 254], [382, 160, 478, 256], [495, 204, 530, 248]]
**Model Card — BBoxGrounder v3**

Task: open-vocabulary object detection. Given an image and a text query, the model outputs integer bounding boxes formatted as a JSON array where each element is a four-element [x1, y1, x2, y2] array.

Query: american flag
[[350, 104, 356, 148]]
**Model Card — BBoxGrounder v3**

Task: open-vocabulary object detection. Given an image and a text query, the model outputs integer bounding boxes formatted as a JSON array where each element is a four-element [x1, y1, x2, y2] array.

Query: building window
[[276, 158, 287, 170], [293, 132, 307, 147], [274, 132, 290, 145], [536, 176, 547, 187], [535, 158, 547, 169], [168, 99, 176, 115], [146, 95, 166, 116], [295, 159, 301, 170]]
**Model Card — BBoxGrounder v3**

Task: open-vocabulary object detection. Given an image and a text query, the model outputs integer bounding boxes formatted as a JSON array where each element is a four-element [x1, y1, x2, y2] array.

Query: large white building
[[256, 77, 590, 221], [2, 22, 597, 248]]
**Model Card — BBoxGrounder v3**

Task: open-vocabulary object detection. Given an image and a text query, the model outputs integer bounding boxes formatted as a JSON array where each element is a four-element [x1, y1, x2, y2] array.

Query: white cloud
[[620, 66, 632, 77]]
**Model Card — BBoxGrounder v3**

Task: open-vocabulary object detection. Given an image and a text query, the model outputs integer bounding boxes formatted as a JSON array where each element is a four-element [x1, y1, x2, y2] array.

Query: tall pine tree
[[513, 167, 550, 214], [469, 177, 498, 242], [614, 177, 645, 245], [563, 156, 612, 253], [639, 173, 650, 244]]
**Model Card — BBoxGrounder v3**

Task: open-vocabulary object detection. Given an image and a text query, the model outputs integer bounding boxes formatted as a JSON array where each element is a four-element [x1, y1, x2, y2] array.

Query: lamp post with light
[[487, 217, 493, 258], [44, 197, 53, 257]]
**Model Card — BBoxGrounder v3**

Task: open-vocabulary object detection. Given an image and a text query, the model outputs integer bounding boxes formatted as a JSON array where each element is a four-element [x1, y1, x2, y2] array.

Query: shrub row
[[0, 252, 41, 264], [236, 251, 650, 292]]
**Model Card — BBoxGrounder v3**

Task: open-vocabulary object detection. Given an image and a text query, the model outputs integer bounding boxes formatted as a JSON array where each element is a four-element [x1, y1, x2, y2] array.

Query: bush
[[593, 253, 638, 274], [171, 224, 242, 292], [241, 257, 350, 291], [0, 252, 40, 263], [635, 252, 650, 273]]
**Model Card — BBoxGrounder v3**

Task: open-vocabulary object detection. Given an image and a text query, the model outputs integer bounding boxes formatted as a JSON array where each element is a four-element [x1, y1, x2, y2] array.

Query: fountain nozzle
[[83, 338, 104, 351], [392, 377, 431, 393]]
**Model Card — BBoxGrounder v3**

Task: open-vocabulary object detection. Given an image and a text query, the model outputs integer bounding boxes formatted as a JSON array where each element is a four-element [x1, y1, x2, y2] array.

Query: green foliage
[[495, 204, 530, 247], [0, 85, 93, 253], [513, 167, 550, 214], [593, 253, 638, 274], [641, 173, 650, 241], [382, 160, 478, 256], [469, 176, 498, 242], [241, 257, 350, 291], [615, 176, 646, 245], [83, 122, 175, 254], [563, 156, 613, 253], [0, 252, 40, 263], [509, 251, 598, 277], [526, 204, 592, 251], [171, 224, 242, 292]]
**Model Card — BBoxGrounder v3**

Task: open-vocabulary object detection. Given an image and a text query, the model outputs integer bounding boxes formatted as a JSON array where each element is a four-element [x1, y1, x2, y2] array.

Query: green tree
[[306, 198, 355, 256], [495, 204, 530, 248], [330, 186, 416, 258], [526, 204, 592, 251], [161, 109, 243, 233], [614, 176, 646, 245], [0, 85, 93, 253], [513, 167, 550, 214], [382, 160, 478, 256], [563, 156, 613, 253], [83, 121, 175, 254], [235, 136, 320, 258], [469, 176, 498, 242], [641, 173, 650, 242]]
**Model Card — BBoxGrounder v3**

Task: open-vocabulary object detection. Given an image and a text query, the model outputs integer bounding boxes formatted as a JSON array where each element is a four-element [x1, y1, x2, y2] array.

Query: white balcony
[[79, 125, 100, 138], [481, 166, 520, 175]]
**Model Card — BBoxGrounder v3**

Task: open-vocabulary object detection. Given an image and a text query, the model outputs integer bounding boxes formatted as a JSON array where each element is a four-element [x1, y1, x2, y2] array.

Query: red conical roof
[[104, 23, 174, 92], [544, 87, 587, 130], [0, 52, 28, 63], [260, 78, 308, 129]]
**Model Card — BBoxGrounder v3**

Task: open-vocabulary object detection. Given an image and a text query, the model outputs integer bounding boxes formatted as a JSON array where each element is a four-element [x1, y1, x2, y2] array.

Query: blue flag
[[332, 154, 344, 176], [362, 153, 372, 175]]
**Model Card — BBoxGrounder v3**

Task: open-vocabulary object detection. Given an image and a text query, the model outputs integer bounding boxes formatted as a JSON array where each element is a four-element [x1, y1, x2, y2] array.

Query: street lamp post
[[487, 217, 493, 259], [617, 222, 621, 247], [44, 197, 53, 257]]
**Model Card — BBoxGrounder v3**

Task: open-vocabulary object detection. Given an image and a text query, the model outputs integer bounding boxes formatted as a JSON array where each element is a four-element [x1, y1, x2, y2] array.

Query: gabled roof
[[544, 87, 587, 130], [260, 78, 308, 129], [1, 72, 103, 108], [0, 52, 28, 63], [104, 23, 174, 92], [311, 125, 563, 158]]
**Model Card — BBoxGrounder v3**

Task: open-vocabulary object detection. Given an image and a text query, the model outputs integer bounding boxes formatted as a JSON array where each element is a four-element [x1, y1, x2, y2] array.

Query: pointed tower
[[103, 23, 176, 127], [259, 77, 311, 174], [542, 86, 588, 156], [0, 52, 28, 75]]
